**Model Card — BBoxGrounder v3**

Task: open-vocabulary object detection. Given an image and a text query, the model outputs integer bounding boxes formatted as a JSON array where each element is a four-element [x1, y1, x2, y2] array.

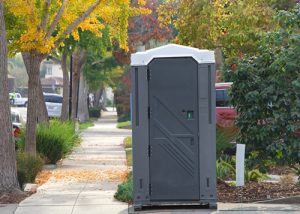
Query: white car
[[11, 109, 25, 138], [9, 93, 28, 107], [44, 93, 63, 118]]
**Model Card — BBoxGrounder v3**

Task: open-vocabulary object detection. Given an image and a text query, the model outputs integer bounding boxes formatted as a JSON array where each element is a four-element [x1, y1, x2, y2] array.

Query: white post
[[236, 144, 246, 186]]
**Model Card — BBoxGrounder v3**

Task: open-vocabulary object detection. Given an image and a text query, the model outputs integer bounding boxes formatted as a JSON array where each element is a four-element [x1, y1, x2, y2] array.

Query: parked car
[[11, 109, 24, 138], [215, 82, 237, 128], [44, 93, 63, 118], [9, 92, 28, 107]]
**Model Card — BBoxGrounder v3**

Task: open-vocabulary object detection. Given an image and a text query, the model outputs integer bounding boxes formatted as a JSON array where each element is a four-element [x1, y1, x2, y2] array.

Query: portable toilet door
[[131, 44, 217, 210]]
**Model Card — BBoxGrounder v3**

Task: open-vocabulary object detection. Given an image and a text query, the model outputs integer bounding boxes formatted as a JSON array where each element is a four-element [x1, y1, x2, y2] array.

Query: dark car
[[215, 82, 237, 128], [44, 93, 63, 118]]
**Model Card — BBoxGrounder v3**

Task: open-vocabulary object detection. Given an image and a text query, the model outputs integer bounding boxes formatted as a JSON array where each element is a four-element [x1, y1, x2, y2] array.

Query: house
[[41, 77, 63, 94], [41, 59, 64, 94]]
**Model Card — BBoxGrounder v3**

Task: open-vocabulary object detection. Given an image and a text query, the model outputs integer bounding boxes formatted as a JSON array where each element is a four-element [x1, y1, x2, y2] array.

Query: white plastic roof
[[131, 44, 215, 66]]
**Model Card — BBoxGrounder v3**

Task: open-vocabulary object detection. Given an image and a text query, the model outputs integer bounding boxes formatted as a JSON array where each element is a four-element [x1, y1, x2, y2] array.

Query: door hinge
[[147, 68, 151, 81], [148, 107, 151, 119], [148, 145, 151, 157]]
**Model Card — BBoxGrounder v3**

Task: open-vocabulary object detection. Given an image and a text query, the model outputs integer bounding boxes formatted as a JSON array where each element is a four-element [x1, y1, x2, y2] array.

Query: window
[[216, 89, 230, 107], [46, 66, 52, 75], [44, 95, 63, 103]]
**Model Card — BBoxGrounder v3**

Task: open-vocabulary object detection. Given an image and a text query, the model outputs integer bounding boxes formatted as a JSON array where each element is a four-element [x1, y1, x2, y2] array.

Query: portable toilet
[[131, 44, 217, 210]]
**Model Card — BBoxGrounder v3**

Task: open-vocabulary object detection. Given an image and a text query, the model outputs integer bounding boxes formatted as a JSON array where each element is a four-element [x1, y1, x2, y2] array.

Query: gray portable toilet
[[131, 44, 217, 211]]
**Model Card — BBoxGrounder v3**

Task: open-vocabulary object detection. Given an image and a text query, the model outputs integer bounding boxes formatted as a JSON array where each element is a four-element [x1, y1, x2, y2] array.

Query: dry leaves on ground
[[35, 169, 128, 186]]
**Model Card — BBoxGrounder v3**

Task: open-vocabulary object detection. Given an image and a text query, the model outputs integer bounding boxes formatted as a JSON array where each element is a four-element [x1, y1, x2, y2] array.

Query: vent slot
[[135, 68, 139, 126], [208, 65, 212, 124], [139, 179, 143, 189], [206, 177, 210, 187]]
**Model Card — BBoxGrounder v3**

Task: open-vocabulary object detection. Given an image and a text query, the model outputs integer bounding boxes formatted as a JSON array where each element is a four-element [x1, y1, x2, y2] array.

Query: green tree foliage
[[81, 29, 121, 91], [230, 5, 300, 175], [158, 0, 276, 64]]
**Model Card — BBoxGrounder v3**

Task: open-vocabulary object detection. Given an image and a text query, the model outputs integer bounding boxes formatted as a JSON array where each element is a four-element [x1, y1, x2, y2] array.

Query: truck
[[9, 93, 28, 107]]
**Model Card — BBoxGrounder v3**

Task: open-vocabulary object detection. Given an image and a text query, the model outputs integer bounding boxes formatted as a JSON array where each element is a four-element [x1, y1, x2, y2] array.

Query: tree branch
[[54, 0, 101, 48], [46, 0, 67, 38], [40, 0, 51, 31]]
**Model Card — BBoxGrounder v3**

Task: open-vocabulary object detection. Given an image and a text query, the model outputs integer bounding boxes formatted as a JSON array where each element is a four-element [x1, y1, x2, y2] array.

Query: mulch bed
[[218, 180, 300, 203], [267, 166, 292, 175]]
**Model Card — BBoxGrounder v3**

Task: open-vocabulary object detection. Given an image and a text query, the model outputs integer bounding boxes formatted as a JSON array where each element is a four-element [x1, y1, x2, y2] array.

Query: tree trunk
[[100, 88, 108, 111], [71, 48, 86, 120], [94, 86, 104, 108], [23, 55, 48, 124], [60, 52, 69, 122], [215, 46, 223, 82], [0, 0, 20, 192], [22, 52, 45, 155], [37, 77, 49, 123], [77, 72, 89, 122]]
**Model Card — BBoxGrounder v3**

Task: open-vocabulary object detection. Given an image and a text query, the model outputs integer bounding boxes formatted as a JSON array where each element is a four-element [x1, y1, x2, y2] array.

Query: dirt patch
[[0, 192, 32, 204], [218, 180, 300, 203], [35, 169, 129, 185]]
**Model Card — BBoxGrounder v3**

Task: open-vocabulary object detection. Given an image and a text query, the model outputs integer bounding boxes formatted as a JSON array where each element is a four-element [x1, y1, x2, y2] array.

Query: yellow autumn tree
[[158, 0, 276, 67], [4, 0, 148, 155]]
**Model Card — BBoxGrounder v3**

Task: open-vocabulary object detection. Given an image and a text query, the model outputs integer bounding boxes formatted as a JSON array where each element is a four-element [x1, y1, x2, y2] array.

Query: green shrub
[[89, 107, 101, 118], [117, 121, 131, 129], [18, 120, 80, 164], [115, 172, 133, 203], [16, 152, 44, 188], [216, 127, 237, 158], [216, 156, 236, 180], [291, 164, 300, 185], [230, 5, 300, 179]]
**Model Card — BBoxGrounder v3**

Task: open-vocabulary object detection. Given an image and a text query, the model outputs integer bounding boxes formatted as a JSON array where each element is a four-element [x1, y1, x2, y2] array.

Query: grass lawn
[[79, 120, 95, 130], [117, 120, 131, 129]]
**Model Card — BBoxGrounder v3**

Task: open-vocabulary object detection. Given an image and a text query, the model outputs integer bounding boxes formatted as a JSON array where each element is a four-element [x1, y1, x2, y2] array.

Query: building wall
[[44, 61, 63, 79]]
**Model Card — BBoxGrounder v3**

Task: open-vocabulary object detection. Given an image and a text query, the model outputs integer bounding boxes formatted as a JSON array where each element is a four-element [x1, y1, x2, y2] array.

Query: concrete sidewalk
[[14, 111, 131, 214]]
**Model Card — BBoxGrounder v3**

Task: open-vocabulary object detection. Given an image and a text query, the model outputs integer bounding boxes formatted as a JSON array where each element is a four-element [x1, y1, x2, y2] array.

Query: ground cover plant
[[114, 172, 133, 203]]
